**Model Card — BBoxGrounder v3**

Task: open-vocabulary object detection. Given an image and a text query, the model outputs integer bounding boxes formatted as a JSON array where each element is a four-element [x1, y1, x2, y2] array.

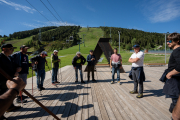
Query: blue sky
[[0, 0, 180, 36]]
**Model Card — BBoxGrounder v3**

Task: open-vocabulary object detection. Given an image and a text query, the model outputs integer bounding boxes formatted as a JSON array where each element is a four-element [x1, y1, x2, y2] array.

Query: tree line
[[101, 27, 166, 50]]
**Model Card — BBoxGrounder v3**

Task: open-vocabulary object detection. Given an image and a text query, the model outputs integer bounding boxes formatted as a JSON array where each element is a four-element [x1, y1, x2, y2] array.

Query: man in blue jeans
[[30, 51, 47, 91], [110, 48, 122, 85], [51, 50, 60, 85], [72, 52, 86, 83]]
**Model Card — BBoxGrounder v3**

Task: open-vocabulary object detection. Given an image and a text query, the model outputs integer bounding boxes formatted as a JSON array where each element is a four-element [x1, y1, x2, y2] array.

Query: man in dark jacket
[[11, 45, 34, 103], [51, 50, 60, 85], [0, 44, 22, 119], [30, 51, 47, 91], [87, 50, 96, 82], [72, 52, 86, 83], [161, 33, 180, 114]]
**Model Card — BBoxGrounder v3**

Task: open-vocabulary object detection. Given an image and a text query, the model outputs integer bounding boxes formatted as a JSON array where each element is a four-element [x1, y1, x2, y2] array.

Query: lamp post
[[164, 32, 169, 64], [118, 31, 121, 54]]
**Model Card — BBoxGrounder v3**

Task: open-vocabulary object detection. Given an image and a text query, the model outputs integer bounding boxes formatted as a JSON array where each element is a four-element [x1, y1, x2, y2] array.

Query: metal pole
[[118, 32, 120, 54], [79, 42, 80, 52], [165, 33, 166, 64]]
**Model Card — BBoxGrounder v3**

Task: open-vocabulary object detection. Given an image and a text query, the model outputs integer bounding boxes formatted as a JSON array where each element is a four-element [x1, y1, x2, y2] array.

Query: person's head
[[114, 48, 118, 54], [40, 51, 48, 58], [20, 45, 29, 54], [167, 33, 180, 49], [89, 50, 94, 55], [53, 50, 58, 56], [1, 44, 16, 56], [76, 52, 81, 57], [132, 44, 140, 53]]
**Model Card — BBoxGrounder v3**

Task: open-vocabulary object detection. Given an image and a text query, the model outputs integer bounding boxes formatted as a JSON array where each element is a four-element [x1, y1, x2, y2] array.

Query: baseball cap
[[1, 44, 16, 50], [53, 50, 58, 53], [89, 50, 94, 52], [41, 51, 48, 56], [20, 45, 29, 50], [132, 44, 140, 48]]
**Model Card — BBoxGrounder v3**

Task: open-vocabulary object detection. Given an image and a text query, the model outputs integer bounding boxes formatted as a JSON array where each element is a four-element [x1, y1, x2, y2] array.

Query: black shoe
[[92, 79, 96, 82], [55, 81, 60, 84], [41, 87, 45, 90], [81, 81, 85, 84], [16, 97, 27, 103], [38, 88, 42, 91], [0, 115, 8, 120], [75, 80, 78, 83], [22, 95, 28, 99]]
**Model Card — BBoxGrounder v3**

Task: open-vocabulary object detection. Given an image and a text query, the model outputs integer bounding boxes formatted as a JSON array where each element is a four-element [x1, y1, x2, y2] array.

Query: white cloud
[[141, 0, 180, 23], [22, 21, 78, 28], [0, 0, 36, 13], [86, 6, 95, 12]]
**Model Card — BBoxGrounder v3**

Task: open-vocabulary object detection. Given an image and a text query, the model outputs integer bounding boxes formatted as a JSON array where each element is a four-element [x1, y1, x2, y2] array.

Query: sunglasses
[[167, 40, 172, 43]]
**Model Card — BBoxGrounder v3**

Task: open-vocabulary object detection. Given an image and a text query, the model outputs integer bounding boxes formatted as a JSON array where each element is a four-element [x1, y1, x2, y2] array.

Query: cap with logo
[[132, 44, 140, 48], [1, 44, 16, 50]]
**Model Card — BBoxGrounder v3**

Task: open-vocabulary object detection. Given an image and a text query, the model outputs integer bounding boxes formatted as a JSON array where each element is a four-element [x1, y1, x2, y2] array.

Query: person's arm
[[72, 56, 76, 67], [128, 58, 140, 63], [51, 55, 59, 63], [0, 77, 25, 117], [87, 55, 91, 62], [82, 56, 86, 65], [166, 50, 180, 79], [172, 95, 180, 120]]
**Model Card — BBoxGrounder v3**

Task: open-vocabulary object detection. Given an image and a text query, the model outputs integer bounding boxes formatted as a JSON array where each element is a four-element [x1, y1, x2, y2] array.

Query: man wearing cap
[[128, 44, 145, 98], [72, 52, 86, 83], [87, 50, 96, 82], [51, 50, 60, 85], [0, 44, 22, 119], [11, 45, 34, 103], [110, 48, 122, 84], [30, 51, 47, 91]]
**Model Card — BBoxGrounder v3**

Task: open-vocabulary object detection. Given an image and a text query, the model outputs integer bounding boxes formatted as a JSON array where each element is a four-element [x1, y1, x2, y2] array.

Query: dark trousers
[[52, 68, 58, 83], [132, 69, 143, 94], [169, 97, 178, 113], [75, 66, 83, 81], [87, 66, 94, 80]]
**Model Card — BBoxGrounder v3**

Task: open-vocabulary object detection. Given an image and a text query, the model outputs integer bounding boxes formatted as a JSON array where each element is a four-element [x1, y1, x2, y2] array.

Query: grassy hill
[[1, 27, 170, 78]]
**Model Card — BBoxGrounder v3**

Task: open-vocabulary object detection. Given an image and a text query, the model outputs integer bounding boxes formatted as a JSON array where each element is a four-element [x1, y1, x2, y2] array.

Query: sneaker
[[22, 95, 28, 99], [16, 97, 27, 103], [6, 105, 21, 112], [111, 81, 114, 84], [52, 83, 56, 85], [92, 79, 96, 82], [75, 80, 78, 83], [55, 81, 60, 84], [41, 87, 45, 90], [136, 93, 143, 98], [81, 81, 85, 84], [38, 88, 42, 91], [117, 81, 122, 85], [129, 90, 138, 94]]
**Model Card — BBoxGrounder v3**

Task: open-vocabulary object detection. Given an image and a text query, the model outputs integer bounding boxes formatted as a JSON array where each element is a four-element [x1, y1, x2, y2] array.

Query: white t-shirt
[[130, 51, 144, 67]]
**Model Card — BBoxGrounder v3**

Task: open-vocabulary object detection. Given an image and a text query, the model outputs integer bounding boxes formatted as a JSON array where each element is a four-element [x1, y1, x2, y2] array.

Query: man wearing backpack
[[51, 50, 61, 85]]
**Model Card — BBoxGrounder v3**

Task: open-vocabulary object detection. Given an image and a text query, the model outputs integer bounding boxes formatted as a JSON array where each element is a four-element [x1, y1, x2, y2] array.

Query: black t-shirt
[[168, 47, 180, 75], [19, 53, 29, 74], [37, 56, 46, 70]]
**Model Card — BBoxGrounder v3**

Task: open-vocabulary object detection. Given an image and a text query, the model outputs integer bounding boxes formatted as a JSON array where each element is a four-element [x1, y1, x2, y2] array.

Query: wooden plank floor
[[4, 65, 172, 120]]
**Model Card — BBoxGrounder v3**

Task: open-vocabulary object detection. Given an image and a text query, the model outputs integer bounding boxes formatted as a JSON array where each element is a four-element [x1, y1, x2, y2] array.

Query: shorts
[[19, 74, 27, 85]]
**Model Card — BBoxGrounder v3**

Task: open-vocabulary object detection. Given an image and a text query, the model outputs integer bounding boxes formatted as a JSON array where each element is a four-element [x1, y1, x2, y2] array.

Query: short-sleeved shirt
[[130, 51, 144, 67], [110, 54, 122, 62], [19, 53, 29, 74]]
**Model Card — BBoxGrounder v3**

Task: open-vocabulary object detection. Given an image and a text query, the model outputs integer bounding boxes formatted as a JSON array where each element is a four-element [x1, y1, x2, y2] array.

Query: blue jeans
[[52, 68, 58, 83], [35, 69, 45, 88], [75, 66, 83, 81], [112, 67, 120, 82]]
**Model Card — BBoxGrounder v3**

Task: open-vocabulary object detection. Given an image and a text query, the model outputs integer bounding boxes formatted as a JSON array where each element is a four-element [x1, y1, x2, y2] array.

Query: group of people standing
[[0, 32, 180, 120]]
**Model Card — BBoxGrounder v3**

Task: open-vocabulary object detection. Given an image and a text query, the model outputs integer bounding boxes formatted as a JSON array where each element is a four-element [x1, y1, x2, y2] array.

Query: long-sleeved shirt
[[87, 54, 96, 66]]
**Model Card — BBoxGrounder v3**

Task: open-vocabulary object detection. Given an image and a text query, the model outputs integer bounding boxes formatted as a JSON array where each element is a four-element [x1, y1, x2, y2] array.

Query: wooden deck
[[5, 65, 171, 120]]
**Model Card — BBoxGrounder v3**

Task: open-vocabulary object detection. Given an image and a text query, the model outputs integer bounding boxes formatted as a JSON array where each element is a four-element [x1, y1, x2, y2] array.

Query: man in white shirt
[[128, 44, 145, 98]]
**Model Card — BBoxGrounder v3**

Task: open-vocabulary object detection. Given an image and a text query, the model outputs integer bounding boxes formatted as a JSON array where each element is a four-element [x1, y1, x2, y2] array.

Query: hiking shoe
[[129, 90, 138, 94], [118, 81, 122, 85], [136, 93, 143, 98], [52, 83, 56, 85], [16, 97, 27, 103], [0, 115, 8, 120], [75, 80, 78, 83], [55, 81, 60, 84], [111, 81, 114, 84], [41, 87, 45, 90], [92, 79, 96, 82], [38, 88, 42, 91], [81, 81, 85, 84], [22, 95, 28, 99]]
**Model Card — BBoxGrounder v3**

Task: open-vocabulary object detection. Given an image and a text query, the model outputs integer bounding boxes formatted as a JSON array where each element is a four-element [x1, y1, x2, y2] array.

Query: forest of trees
[[101, 27, 166, 50]]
